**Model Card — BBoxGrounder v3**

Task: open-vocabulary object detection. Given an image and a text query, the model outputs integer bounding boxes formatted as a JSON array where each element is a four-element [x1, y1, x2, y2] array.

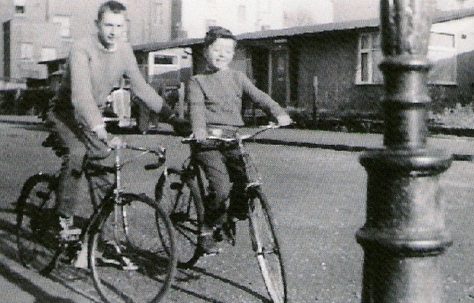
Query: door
[[269, 48, 289, 107]]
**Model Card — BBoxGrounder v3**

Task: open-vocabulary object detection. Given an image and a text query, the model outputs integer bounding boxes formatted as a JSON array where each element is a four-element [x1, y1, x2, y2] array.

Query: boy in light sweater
[[187, 27, 292, 254], [49, 1, 177, 238]]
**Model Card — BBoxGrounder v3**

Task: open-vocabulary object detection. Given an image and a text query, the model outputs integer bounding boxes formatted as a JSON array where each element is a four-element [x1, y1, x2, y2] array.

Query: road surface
[[1, 122, 474, 302]]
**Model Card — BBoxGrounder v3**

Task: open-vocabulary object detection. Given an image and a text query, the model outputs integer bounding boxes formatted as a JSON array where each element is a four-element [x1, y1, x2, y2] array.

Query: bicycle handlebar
[[108, 137, 166, 170], [181, 123, 283, 144]]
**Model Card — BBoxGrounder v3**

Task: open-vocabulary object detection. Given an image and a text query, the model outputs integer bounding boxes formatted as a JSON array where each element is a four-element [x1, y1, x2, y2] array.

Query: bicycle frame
[[102, 142, 166, 244], [181, 124, 281, 194], [69, 141, 167, 252]]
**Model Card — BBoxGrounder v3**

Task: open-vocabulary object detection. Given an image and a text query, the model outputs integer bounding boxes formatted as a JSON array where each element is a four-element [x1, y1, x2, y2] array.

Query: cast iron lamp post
[[356, 1, 452, 302]]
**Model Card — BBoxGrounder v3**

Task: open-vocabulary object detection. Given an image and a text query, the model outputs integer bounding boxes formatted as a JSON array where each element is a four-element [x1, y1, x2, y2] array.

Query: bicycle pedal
[[202, 250, 220, 257]]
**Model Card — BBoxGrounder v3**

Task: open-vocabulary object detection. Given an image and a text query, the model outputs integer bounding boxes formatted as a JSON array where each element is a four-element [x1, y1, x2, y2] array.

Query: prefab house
[[236, 8, 474, 124], [134, 8, 474, 128]]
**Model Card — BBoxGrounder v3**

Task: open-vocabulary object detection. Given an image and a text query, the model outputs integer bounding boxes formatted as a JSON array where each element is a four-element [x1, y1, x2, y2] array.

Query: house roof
[[133, 38, 203, 53], [238, 7, 474, 41], [38, 57, 67, 65], [41, 7, 474, 63], [133, 7, 474, 52]]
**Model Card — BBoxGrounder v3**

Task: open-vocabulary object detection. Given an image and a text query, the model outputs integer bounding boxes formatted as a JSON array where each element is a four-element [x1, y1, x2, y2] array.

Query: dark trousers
[[193, 143, 248, 228], [47, 109, 111, 217]]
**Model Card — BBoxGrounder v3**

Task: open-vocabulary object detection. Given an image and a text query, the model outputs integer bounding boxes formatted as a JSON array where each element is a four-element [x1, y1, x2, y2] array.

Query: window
[[41, 47, 57, 61], [238, 5, 246, 23], [20, 43, 34, 60], [428, 32, 457, 85], [14, 0, 25, 15], [356, 31, 457, 85], [52, 15, 71, 38], [154, 55, 176, 65], [356, 33, 382, 84]]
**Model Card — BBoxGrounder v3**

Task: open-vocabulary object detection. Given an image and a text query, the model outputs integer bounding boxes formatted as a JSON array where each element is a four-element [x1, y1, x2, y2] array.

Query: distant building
[[171, 0, 285, 39], [0, 0, 172, 85], [136, 8, 474, 122], [332, 0, 474, 21]]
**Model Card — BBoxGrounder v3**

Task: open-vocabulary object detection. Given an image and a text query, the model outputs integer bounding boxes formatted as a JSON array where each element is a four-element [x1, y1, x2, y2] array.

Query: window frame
[[355, 33, 378, 85], [427, 31, 457, 86], [14, 0, 25, 16], [355, 31, 458, 86]]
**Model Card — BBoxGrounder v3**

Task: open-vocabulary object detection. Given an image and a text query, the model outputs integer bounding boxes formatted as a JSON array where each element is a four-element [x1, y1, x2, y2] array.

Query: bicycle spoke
[[156, 169, 203, 267], [16, 174, 61, 272], [90, 194, 176, 303]]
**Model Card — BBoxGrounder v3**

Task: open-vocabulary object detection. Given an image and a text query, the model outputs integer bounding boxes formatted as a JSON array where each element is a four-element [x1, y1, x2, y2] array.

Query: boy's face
[[205, 38, 235, 71], [96, 10, 126, 50]]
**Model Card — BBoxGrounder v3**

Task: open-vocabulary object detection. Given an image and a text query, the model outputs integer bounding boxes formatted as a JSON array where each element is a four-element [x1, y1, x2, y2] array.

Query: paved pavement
[[2, 114, 474, 161]]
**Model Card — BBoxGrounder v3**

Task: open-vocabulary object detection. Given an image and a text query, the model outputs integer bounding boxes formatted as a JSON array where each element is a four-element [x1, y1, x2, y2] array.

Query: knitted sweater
[[187, 69, 286, 134], [55, 35, 164, 129]]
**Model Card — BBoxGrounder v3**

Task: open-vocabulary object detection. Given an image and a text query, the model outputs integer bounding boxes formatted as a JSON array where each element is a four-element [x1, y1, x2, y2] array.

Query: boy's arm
[[124, 44, 174, 119], [239, 72, 289, 121], [187, 78, 207, 138], [69, 44, 104, 131]]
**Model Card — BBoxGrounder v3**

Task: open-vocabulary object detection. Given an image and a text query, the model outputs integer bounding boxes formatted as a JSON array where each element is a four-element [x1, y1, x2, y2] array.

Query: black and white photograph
[[1, 0, 474, 302]]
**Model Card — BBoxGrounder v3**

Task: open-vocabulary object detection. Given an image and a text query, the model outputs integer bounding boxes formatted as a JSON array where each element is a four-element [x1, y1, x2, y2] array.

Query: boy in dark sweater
[[187, 27, 292, 254]]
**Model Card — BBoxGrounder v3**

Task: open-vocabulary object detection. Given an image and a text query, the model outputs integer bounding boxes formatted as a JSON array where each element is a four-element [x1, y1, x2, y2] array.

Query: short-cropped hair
[[204, 26, 236, 48], [98, 1, 127, 21]]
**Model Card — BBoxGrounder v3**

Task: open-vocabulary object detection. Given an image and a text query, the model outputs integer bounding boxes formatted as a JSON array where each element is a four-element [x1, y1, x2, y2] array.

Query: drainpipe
[[356, 1, 452, 302]]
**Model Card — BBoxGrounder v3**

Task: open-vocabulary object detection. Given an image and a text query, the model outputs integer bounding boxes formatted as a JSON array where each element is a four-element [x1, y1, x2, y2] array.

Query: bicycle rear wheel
[[16, 173, 60, 273], [90, 193, 176, 303], [155, 168, 204, 268], [248, 189, 287, 303]]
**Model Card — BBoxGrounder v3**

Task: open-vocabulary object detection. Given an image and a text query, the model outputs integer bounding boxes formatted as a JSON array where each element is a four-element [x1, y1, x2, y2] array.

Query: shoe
[[198, 232, 220, 256], [227, 204, 248, 221], [58, 215, 81, 242], [97, 241, 138, 271]]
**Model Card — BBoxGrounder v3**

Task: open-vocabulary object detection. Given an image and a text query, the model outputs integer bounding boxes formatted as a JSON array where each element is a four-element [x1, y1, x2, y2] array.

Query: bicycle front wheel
[[90, 193, 176, 303], [155, 168, 204, 268], [248, 189, 287, 303], [16, 173, 60, 273]]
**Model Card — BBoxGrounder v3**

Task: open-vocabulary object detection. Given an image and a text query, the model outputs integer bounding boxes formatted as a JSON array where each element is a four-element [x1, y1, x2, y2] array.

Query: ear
[[95, 19, 100, 29]]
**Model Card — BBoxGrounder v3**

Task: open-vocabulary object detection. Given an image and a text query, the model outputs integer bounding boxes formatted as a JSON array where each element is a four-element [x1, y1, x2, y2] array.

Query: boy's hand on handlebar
[[276, 114, 293, 127], [108, 136, 125, 149]]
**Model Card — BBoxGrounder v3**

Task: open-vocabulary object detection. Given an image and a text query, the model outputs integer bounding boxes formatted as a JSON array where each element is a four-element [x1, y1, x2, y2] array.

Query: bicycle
[[16, 138, 177, 303], [155, 124, 288, 303]]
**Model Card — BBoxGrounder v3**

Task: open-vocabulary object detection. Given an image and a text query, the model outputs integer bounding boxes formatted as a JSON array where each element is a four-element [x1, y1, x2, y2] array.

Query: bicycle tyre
[[155, 167, 204, 268], [248, 189, 288, 303], [16, 173, 61, 273], [89, 193, 177, 303]]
